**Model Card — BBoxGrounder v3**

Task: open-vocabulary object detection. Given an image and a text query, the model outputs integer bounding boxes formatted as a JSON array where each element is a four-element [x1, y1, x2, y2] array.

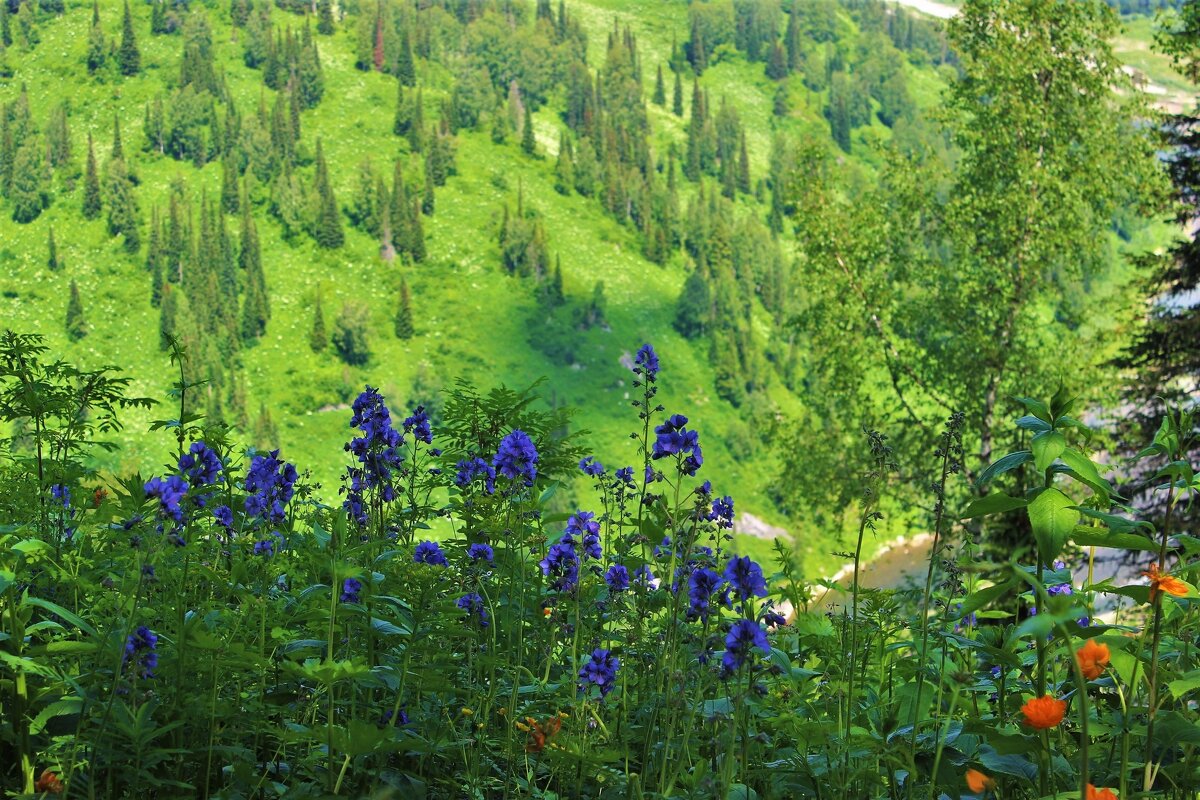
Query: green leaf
[[791, 613, 835, 638], [24, 597, 99, 639], [12, 539, 52, 556], [1013, 396, 1051, 423], [29, 697, 84, 734], [1076, 508, 1153, 535], [1167, 669, 1200, 699], [952, 581, 1015, 621], [961, 493, 1028, 520], [1058, 447, 1111, 497], [978, 748, 1038, 781], [1027, 488, 1078, 563], [1031, 431, 1066, 472], [976, 451, 1033, 488], [1015, 415, 1052, 433], [1070, 526, 1158, 552]]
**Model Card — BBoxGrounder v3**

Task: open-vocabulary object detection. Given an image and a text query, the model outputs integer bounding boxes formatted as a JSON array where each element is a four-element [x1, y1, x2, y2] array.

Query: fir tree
[[674, 268, 710, 338], [0, 3, 10, 49], [396, 31, 415, 86], [785, 8, 802, 73], [772, 83, 790, 117], [766, 42, 788, 80], [65, 279, 87, 340], [393, 82, 414, 137], [239, 201, 268, 321], [652, 64, 666, 106], [47, 226, 59, 271], [408, 89, 425, 152], [118, 0, 139, 76], [554, 133, 574, 195], [688, 14, 706, 74], [737, 131, 751, 194], [421, 153, 435, 215], [409, 197, 425, 262], [332, 301, 370, 365], [312, 138, 344, 248], [240, 274, 267, 342], [521, 103, 536, 156], [310, 287, 327, 351], [86, 0, 105, 74], [317, 0, 334, 35], [106, 159, 140, 252], [159, 284, 177, 349], [672, 68, 684, 116], [221, 153, 240, 215], [394, 277, 414, 339], [10, 139, 44, 223]]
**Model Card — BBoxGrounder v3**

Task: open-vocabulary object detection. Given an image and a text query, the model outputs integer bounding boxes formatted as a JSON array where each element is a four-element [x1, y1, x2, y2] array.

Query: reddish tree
[[373, 12, 385, 72]]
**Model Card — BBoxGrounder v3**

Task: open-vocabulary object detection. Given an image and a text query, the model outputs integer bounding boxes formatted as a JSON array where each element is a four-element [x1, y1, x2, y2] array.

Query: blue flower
[[344, 387, 405, 526], [493, 430, 538, 486], [403, 406, 433, 444], [633, 565, 658, 589], [50, 484, 71, 508], [245, 450, 298, 525], [123, 625, 158, 680], [633, 344, 659, 381], [723, 556, 767, 603], [578, 648, 620, 697], [341, 577, 363, 603], [253, 532, 281, 557], [579, 456, 604, 476], [414, 540, 449, 566], [454, 457, 496, 495], [565, 511, 601, 560], [688, 568, 724, 622], [540, 539, 579, 592], [708, 496, 734, 529], [614, 467, 635, 487], [179, 441, 222, 489], [145, 475, 189, 523], [605, 564, 630, 592], [467, 543, 494, 563], [456, 593, 489, 627], [652, 414, 703, 476], [722, 618, 769, 676], [213, 505, 233, 530]]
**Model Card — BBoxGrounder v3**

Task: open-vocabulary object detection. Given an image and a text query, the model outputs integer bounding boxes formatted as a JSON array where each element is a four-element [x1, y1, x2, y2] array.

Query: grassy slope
[[0, 0, 1186, 575]]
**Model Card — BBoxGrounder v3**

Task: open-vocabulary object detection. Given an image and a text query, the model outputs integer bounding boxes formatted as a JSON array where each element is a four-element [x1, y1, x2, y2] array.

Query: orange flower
[[92, 487, 108, 508], [1020, 694, 1067, 729], [1076, 639, 1111, 681], [34, 769, 64, 794], [965, 768, 995, 793], [1143, 563, 1188, 602], [1086, 785, 1119, 800]]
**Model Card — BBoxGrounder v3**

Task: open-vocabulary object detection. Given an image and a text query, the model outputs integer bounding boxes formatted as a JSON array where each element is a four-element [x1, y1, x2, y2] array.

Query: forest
[[1, 0, 1199, 796]]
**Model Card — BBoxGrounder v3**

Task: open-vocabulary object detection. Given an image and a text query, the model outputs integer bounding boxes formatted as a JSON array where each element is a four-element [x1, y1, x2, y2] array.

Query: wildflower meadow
[[0, 329, 1197, 799]]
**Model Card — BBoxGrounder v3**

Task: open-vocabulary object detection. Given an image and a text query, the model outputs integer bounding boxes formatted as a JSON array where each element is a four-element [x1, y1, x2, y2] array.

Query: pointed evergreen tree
[[688, 14, 706, 74], [10, 139, 44, 223], [110, 114, 124, 164], [317, 0, 334, 35], [737, 130, 751, 194], [408, 89, 425, 152], [409, 197, 425, 262], [239, 200, 268, 321], [394, 277, 414, 339], [221, 153, 240, 215], [118, 0, 139, 76], [87, 0, 105, 74], [421, 153, 435, 215], [652, 64, 666, 106], [672, 68, 684, 116], [47, 226, 59, 271], [0, 3, 10, 49], [395, 31, 415, 86], [785, 8, 802, 73], [521, 103, 536, 156], [766, 42, 788, 80], [240, 274, 267, 343], [310, 286, 327, 351], [66, 279, 87, 340], [312, 138, 344, 249], [554, 133, 574, 195], [393, 82, 414, 137]]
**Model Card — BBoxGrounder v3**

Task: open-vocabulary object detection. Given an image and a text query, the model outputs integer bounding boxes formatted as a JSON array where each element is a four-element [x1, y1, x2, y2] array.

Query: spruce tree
[[66, 279, 87, 340], [394, 277, 413, 339], [310, 287, 327, 351], [785, 8, 802, 73], [332, 301, 370, 365], [0, 3, 10, 49], [10, 139, 44, 223], [241, 275, 267, 342], [408, 89, 425, 152], [395, 31, 415, 86], [393, 82, 413, 137], [766, 42, 788, 80], [118, 0, 139, 76], [521, 103, 536, 156], [239, 201, 268, 321], [221, 153, 240, 215], [312, 138, 344, 249], [672, 68, 684, 116], [674, 268, 710, 339], [421, 153, 435, 215], [554, 133, 573, 195], [159, 284, 177, 349], [47, 226, 59, 271], [652, 64, 666, 106], [737, 131, 751, 194], [409, 197, 425, 262], [317, 0, 334, 35], [150, 255, 163, 308], [87, 0, 105, 74], [106, 160, 140, 252]]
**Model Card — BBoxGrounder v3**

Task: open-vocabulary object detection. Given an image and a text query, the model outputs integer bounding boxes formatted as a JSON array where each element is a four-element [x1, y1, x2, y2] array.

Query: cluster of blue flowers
[[123, 625, 159, 680], [467, 543, 494, 563], [652, 414, 703, 476], [579, 456, 604, 477], [605, 564, 630, 591], [494, 429, 538, 486], [49, 483, 77, 541], [578, 648, 620, 697], [414, 540, 448, 566], [564, 511, 602, 560], [244, 450, 298, 524], [402, 406, 433, 445], [454, 456, 496, 495], [341, 577, 363, 604], [179, 441, 222, 506], [724, 556, 768, 603], [456, 592, 489, 627], [722, 619, 770, 675], [344, 387, 405, 526], [687, 568, 725, 622], [145, 475, 189, 525], [633, 343, 659, 382], [540, 538, 579, 592]]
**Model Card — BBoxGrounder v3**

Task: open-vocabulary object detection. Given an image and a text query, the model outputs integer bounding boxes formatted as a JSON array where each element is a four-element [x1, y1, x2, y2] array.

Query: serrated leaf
[[29, 697, 84, 734], [961, 493, 1028, 520]]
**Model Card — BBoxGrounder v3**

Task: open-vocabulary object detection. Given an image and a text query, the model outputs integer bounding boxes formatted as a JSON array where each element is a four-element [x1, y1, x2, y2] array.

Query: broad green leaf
[[1167, 670, 1200, 699], [978, 748, 1038, 781], [1031, 431, 1066, 472], [792, 613, 835, 638], [1015, 415, 1052, 434], [29, 697, 84, 734], [1076, 508, 1153, 535], [1014, 396, 1051, 423], [1058, 448, 1111, 497], [953, 581, 1014, 621], [24, 597, 99, 639], [961, 493, 1028, 520], [1027, 488, 1077, 562], [1070, 526, 1158, 552], [12, 539, 51, 556], [976, 451, 1033, 488]]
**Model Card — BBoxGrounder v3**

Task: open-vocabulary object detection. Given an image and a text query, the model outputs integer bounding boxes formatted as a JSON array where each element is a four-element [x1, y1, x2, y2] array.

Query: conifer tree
[[393, 82, 413, 137], [150, 245, 163, 308], [389, 160, 409, 256], [110, 114, 124, 164], [66, 279, 87, 340], [312, 138, 344, 249], [240, 275, 267, 343], [310, 287, 327, 351], [652, 64, 666, 106], [47, 226, 59, 271], [87, 0, 105, 74], [106, 159, 140, 252], [118, 0, 139, 76], [688, 14, 706, 74], [239, 201, 268, 321], [521, 103, 536, 156], [421, 153, 435, 215], [394, 277, 413, 339], [395, 31, 415, 86], [10, 139, 44, 223], [674, 268, 710, 338], [554, 133, 574, 195], [672, 68, 684, 116], [408, 89, 425, 152], [297, 28, 324, 109], [317, 0, 334, 35], [737, 131, 751, 194], [409, 197, 425, 262], [221, 154, 240, 215], [785, 8, 802, 73], [0, 3, 10, 49], [332, 301, 370, 365], [766, 42, 788, 80]]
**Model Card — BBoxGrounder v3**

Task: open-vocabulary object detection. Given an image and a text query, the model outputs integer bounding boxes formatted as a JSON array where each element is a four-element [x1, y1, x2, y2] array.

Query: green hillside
[[0, 0, 1180, 575]]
